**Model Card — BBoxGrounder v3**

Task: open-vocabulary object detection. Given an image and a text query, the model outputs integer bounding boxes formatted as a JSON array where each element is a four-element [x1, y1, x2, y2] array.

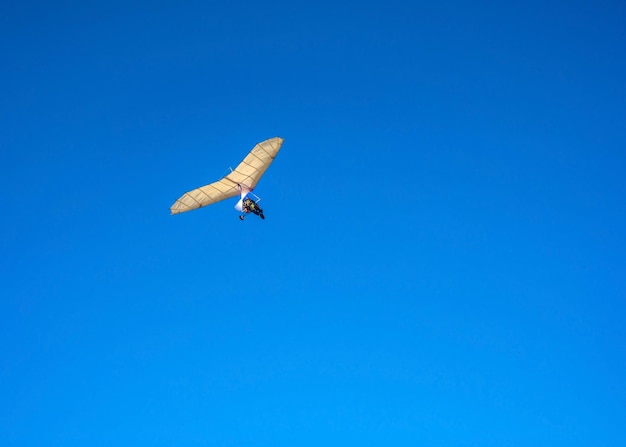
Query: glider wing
[[170, 136, 284, 215]]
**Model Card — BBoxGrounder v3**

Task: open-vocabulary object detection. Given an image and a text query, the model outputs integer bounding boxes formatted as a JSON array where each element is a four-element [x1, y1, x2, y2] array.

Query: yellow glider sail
[[170, 136, 284, 215]]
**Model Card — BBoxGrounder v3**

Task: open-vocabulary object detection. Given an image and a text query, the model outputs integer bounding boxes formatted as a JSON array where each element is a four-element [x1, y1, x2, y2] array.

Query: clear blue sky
[[2, 1, 625, 445]]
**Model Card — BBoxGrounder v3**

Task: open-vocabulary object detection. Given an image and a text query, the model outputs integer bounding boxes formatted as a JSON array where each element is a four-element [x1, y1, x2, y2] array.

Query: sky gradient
[[2, 1, 625, 445]]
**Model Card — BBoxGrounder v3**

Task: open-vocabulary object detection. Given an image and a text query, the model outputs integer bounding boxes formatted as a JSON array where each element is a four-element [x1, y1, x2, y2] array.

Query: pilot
[[242, 197, 255, 213]]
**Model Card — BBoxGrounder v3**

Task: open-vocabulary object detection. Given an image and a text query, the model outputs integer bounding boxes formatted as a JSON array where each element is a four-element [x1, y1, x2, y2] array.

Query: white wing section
[[170, 136, 284, 215]]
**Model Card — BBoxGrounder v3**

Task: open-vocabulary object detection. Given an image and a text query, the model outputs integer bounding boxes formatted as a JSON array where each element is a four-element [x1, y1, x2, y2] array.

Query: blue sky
[[1, 1, 625, 445]]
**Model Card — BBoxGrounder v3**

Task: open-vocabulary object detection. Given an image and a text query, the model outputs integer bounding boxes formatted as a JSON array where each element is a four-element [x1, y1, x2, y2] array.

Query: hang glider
[[170, 136, 284, 218]]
